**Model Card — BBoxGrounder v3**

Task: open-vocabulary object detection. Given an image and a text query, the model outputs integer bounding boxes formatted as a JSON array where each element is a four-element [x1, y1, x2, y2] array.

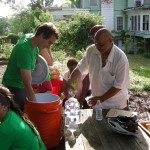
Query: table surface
[[65, 109, 150, 150]]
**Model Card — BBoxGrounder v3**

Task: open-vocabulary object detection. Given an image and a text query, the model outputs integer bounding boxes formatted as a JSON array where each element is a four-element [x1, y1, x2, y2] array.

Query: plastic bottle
[[64, 108, 70, 127], [74, 102, 80, 124], [64, 97, 80, 127], [95, 100, 103, 121], [68, 88, 76, 97]]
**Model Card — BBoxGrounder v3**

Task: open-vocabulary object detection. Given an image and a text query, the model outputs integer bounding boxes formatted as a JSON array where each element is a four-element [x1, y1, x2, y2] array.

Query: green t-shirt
[[0, 111, 46, 150], [2, 34, 39, 88]]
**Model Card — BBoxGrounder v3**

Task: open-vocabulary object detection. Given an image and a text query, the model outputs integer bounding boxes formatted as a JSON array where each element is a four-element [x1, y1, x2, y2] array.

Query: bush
[[54, 12, 103, 54], [143, 53, 150, 59], [76, 50, 84, 61], [0, 43, 13, 59], [137, 40, 146, 54], [7, 33, 20, 44]]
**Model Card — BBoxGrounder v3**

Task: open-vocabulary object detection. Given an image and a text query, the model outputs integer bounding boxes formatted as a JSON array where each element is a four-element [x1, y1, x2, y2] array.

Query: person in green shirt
[[33, 47, 54, 93], [2, 22, 59, 110], [0, 86, 46, 150]]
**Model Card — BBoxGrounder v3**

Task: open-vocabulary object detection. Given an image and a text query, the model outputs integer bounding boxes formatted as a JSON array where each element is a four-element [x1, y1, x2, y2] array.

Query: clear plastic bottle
[[68, 89, 76, 97], [64, 97, 80, 127], [95, 100, 103, 121], [74, 103, 80, 124], [64, 108, 70, 127]]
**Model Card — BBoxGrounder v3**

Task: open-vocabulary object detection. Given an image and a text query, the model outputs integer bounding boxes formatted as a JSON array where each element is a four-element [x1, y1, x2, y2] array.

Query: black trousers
[[6, 86, 26, 111]]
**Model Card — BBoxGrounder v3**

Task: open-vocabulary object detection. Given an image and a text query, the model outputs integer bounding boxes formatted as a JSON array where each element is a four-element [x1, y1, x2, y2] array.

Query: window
[[138, 15, 140, 31], [135, 0, 142, 6], [135, 16, 137, 30], [116, 16, 124, 31], [131, 16, 138, 31], [143, 15, 149, 31], [90, 0, 97, 6], [143, 0, 150, 5]]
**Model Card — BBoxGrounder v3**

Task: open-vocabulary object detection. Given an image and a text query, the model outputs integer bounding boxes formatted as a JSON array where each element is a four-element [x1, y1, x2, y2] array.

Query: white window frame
[[116, 16, 124, 31], [143, 15, 149, 31], [130, 15, 140, 31]]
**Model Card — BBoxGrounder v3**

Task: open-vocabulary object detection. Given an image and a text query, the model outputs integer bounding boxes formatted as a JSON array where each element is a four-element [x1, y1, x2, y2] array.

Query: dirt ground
[[0, 65, 150, 121]]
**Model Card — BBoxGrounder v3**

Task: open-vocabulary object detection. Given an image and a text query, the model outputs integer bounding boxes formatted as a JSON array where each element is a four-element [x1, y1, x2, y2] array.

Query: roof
[[126, 31, 150, 39], [123, 5, 150, 11]]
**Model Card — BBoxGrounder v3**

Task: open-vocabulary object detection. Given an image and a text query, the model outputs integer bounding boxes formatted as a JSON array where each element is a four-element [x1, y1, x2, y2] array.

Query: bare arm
[[88, 87, 121, 106], [68, 67, 81, 85], [78, 74, 90, 108], [40, 48, 54, 66], [62, 79, 69, 98], [47, 47, 54, 65], [20, 69, 36, 101]]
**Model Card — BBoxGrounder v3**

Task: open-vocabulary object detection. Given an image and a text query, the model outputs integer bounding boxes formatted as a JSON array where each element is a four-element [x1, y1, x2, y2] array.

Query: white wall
[[101, 0, 114, 30]]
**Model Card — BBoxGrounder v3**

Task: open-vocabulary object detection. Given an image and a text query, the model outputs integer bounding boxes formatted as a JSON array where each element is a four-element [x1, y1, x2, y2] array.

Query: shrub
[[54, 12, 103, 54], [6, 33, 20, 44], [143, 53, 150, 59], [76, 50, 84, 61], [137, 40, 146, 54], [124, 37, 133, 53], [0, 43, 13, 59]]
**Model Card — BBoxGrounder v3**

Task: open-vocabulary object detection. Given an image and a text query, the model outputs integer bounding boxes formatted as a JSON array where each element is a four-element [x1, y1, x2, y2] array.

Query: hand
[[88, 96, 100, 107]]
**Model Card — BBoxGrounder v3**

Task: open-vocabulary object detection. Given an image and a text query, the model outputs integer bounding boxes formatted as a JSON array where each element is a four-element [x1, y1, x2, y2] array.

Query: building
[[124, 0, 150, 52], [49, 0, 150, 52]]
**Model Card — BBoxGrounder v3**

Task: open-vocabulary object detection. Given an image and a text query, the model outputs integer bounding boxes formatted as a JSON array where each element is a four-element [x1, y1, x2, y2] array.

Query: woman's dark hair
[[0, 86, 42, 147], [35, 22, 59, 40]]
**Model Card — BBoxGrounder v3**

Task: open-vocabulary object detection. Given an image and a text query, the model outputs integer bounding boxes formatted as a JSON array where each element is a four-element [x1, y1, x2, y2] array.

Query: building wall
[[114, 0, 128, 31], [126, 9, 150, 31], [101, 0, 114, 30], [127, 0, 134, 7]]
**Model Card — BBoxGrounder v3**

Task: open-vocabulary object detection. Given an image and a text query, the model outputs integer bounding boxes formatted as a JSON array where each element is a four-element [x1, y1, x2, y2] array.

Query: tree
[[0, 17, 10, 35], [29, 0, 54, 10], [33, 9, 53, 27], [53, 12, 103, 53], [9, 10, 34, 34], [9, 9, 52, 34]]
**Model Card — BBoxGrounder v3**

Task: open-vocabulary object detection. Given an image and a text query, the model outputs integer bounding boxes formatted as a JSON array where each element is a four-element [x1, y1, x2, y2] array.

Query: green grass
[[127, 54, 150, 91]]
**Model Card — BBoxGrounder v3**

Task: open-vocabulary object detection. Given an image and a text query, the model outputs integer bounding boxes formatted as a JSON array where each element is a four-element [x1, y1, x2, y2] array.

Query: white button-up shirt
[[77, 44, 130, 109]]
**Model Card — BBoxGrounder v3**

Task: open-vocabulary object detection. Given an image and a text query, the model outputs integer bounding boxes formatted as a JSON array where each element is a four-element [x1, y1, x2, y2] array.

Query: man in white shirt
[[67, 28, 130, 109]]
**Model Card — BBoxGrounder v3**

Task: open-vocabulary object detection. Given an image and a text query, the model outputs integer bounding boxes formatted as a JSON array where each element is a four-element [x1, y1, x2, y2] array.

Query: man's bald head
[[95, 28, 112, 40], [94, 28, 113, 54]]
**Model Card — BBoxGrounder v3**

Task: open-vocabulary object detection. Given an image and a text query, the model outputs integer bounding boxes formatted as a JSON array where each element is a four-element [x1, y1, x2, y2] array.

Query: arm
[[88, 87, 121, 106], [88, 55, 129, 106], [78, 74, 90, 108], [20, 69, 36, 101], [62, 79, 69, 98], [68, 67, 81, 85], [47, 47, 54, 65], [40, 48, 54, 66], [66, 68, 82, 97]]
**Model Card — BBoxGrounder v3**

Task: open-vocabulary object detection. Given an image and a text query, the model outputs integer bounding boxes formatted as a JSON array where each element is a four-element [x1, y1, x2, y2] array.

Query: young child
[[62, 57, 90, 108]]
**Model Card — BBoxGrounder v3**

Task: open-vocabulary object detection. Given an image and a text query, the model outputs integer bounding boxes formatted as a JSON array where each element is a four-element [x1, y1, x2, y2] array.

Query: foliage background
[[0, 0, 149, 92]]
